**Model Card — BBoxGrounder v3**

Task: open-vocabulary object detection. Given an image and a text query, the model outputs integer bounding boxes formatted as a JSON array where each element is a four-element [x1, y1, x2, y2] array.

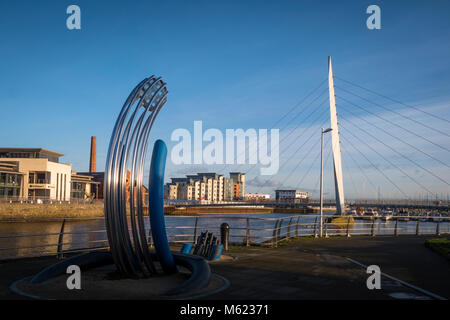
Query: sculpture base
[[10, 251, 229, 300], [12, 263, 228, 300]]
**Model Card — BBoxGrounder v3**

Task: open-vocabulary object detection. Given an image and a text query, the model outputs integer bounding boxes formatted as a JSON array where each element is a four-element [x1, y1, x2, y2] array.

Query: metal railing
[[0, 214, 449, 261]]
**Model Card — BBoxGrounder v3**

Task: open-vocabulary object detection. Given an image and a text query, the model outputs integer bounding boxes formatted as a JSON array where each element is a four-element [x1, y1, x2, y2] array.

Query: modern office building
[[0, 161, 24, 199], [0, 148, 98, 202], [0, 148, 72, 201], [275, 189, 310, 202], [71, 171, 100, 201]]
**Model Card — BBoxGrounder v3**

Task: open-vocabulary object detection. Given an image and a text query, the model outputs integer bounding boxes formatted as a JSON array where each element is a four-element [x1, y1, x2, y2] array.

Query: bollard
[[272, 220, 280, 247], [245, 218, 250, 247], [57, 218, 66, 259], [148, 227, 154, 248], [295, 216, 300, 237], [313, 217, 318, 238], [346, 217, 351, 238], [371, 220, 375, 237], [193, 217, 199, 245], [220, 222, 230, 251], [394, 219, 398, 236], [416, 220, 420, 236]]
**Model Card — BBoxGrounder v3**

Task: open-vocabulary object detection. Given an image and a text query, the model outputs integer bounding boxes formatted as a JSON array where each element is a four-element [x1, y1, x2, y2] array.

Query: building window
[[71, 182, 86, 199]]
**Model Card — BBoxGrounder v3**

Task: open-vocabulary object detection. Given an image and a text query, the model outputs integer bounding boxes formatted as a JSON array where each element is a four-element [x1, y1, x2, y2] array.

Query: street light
[[320, 127, 332, 237]]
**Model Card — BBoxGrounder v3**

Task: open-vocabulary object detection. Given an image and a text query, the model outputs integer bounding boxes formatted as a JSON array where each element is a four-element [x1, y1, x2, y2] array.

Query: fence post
[[287, 217, 292, 239], [324, 221, 329, 238], [272, 220, 280, 247], [346, 217, 351, 237], [416, 220, 420, 236], [277, 219, 283, 244], [313, 217, 318, 238], [295, 216, 300, 237], [371, 220, 375, 237], [246, 218, 250, 247], [193, 217, 199, 245], [436, 218, 440, 236], [57, 218, 66, 259], [394, 219, 398, 236]]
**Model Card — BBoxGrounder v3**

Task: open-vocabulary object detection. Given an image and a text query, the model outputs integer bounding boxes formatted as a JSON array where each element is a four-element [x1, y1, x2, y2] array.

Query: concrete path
[[207, 235, 449, 299]]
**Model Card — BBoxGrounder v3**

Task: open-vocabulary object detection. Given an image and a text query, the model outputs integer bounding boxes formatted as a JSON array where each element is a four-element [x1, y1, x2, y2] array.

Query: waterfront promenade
[[1, 235, 448, 300], [207, 235, 450, 299]]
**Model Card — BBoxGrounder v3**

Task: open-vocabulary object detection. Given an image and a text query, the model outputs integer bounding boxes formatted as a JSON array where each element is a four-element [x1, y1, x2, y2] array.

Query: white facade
[[275, 190, 308, 201], [1, 158, 72, 201], [245, 193, 270, 201]]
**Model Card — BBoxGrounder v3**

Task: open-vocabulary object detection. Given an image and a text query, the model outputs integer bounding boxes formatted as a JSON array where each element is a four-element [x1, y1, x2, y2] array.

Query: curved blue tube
[[149, 139, 178, 274]]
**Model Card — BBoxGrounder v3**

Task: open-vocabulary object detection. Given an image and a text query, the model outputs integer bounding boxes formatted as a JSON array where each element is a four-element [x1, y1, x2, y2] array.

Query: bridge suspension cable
[[269, 79, 328, 129], [340, 143, 378, 195], [341, 148, 359, 200], [334, 75, 450, 125], [244, 101, 329, 177], [311, 143, 333, 199], [336, 95, 450, 153], [219, 79, 327, 174], [337, 102, 450, 169], [336, 85, 450, 138], [340, 134, 409, 198], [338, 114, 449, 186], [340, 125, 436, 196], [293, 138, 331, 190], [253, 117, 329, 193]]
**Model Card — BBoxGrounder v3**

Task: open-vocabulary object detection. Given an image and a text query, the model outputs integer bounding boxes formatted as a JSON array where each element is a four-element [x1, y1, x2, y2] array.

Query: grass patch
[[325, 215, 355, 228], [425, 238, 450, 260]]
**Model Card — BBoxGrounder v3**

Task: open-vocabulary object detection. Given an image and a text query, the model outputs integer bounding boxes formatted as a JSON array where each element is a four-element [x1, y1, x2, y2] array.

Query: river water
[[0, 212, 448, 259]]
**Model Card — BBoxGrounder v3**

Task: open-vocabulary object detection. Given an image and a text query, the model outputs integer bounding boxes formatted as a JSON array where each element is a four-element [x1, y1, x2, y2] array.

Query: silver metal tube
[[104, 76, 168, 277]]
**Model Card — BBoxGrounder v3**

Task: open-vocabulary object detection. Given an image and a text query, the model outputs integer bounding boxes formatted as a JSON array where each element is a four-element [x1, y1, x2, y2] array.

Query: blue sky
[[0, 0, 449, 199]]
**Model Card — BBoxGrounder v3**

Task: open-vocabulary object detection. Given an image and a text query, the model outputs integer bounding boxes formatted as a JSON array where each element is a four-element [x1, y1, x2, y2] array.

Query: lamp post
[[320, 128, 333, 237]]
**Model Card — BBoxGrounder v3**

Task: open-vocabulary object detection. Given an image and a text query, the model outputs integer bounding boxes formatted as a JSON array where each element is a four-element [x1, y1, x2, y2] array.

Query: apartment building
[[165, 172, 245, 203], [230, 172, 245, 199]]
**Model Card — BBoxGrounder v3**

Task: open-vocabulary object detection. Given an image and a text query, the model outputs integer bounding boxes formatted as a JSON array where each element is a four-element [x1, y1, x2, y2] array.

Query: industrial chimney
[[89, 136, 96, 173]]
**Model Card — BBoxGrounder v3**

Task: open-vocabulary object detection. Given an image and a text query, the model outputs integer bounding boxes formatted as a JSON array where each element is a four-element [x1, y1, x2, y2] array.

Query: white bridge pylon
[[328, 56, 346, 215]]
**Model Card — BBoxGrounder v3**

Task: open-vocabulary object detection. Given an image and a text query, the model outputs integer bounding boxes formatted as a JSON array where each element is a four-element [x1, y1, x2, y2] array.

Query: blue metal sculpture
[[149, 140, 177, 274]]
